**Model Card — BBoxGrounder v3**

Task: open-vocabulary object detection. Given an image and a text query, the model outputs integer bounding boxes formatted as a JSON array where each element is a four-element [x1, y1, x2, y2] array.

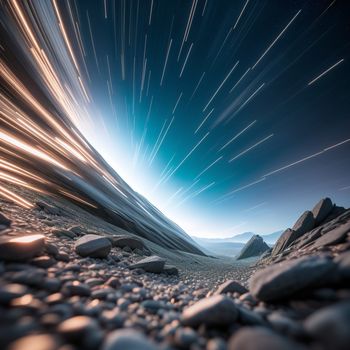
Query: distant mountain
[[192, 230, 283, 257]]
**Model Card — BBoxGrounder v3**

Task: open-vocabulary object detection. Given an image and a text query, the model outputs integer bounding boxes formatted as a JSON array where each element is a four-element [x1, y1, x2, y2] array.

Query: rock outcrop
[[236, 235, 269, 260]]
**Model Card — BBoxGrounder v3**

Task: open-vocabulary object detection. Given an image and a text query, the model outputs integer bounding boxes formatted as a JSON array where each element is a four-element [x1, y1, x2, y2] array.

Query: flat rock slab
[[129, 256, 165, 273], [228, 327, 306, 350], [0, 234, 45, 261], [215, 280, 248, 295], [312, 222, 350, 249], [102, 329, 157, 350], [112, 235, 145, 250], [292, 210, 315, 236], [182, 295, 239, 327], [75, 234, 111, 258], [249, 255, 336, 301], [312, 198, 333, 224]]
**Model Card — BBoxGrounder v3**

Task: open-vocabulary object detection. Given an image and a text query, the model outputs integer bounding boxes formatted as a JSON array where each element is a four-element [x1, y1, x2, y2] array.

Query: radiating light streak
[[195, 108, 214, 134], [219, 120, 257, 151], [339, 185, 350, 191], [176, 181, 215, 207], [58, 190, 97, 208], [308, 59, 344, 86], [104, 0, 108, 19], [264, 138, 350, 177], [243, 202, 267, 212], [160, 39, 172, 86], [86, 11, 100, 73], [203, 61, 239, 111], [194, 156, 223, 180], [146, 70, 152, 96], [202, 0, 208, 16], [252, 10, 301, 69], [236, 82, 265, 112], [179, 43, 193, 77], [167, 187, 183, 204], [0, 184, 33, 209], [190, 72, 205, 100], [224, 178, 266, 199], [148, 119, 169, 163], [172, 93, 183, 114], [233, 0, 250, 29], [0, 171, 43, 193], [164, 132, 210, 181], [149, 117, 175, 165], [148, 0, 154, 25], [229, 68, 251, 93], [229, 134, 273, 162]]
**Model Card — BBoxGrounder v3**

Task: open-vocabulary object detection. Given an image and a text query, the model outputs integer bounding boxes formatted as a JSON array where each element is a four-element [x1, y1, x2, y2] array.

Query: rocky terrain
[[0, 188, 349, 350], [236, 235, 269, 260]]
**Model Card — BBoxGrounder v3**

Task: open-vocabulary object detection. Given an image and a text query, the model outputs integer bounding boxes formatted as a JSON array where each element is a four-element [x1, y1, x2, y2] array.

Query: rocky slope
[[0, 192, 349, 350], [236, 235, 270, 260]]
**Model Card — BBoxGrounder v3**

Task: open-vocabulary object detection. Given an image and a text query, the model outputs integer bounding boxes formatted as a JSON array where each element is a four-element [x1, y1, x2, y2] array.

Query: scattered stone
[[0, 234, 45, 261], [182, 295, 238, 327], [62, 281, 91, 297], [236, 235, 269, 260], [75, 234, 112, 258], [129, 255, 165, 273], [102, 329, 157, 350], [215, 280, 248, 295], [51, 229, 76, 239], [250, 255, 336, 301], [0, 211, 11, 226], [36, 201, 60, 215], [312, 198, 333, 225], [0, 283, 27, 304], [112, 235, 146, 250], [304, 302, 350, 350], [31, 255, 56, 268], [228, 327, 305, 350], [68, 225, 84, 235], [174, 327, 198, 348], [7, 334, 61, 350], [163, 265, 179, 275]]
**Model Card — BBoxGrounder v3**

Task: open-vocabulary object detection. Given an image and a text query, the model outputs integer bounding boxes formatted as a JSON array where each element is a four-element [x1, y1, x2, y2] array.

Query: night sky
[[65, 0, 350, 238]]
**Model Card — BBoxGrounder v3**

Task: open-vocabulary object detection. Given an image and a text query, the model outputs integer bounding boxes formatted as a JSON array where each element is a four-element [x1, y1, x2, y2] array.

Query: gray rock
[[228, 327, 305, 350], [36, 201, 60, 215], [292, 210, 315, 236], [312, 198, 333, 224], [215, 280, 248, 295], [129, 255, 165, 273], [249, 255, 336, 301], [164, 265, 179, 275], [182, 295, 239, 327], [174, 327, 198, 348], [0, 212, 11, 226], [7, 334, 60, 350], [304, 302, 350, 350], [0, 234, 45, 261], [75, 234, 111, 258], [62, 281, 91, 296], [312, 222, 350, 249], [102, 329, 157, 350], [0, 283, 27, 304], [236, 235, 269, 260], [31, 256, 56, 268], [271, 229, 298, 256], [51, 229, 75, 239], [112, 235, 145, 250]]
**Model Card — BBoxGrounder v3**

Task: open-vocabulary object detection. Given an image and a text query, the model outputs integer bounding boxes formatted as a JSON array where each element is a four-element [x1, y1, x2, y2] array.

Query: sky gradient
[[64, 0, 350, 238]]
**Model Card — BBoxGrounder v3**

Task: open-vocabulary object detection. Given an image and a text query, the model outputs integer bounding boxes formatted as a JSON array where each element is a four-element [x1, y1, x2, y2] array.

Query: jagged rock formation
[[260, 198, 349, 265], [236, 235, 269, 260]]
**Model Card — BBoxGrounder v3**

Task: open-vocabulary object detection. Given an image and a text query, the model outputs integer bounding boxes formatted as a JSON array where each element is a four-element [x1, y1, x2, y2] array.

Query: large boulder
[[236, 235, 269, 260], [271, 228, 297, 256], [311, 221, 350, 249], [292, 210, 315, 236], [304, 302, 350, 350], [249, 255, 336, 301], [75, 234, 111, 258], [312, 198, 333, 225], [214, 280, 248, 295], [0, 234, 45, 261], [182, 295, 239, 327], [129, 256, 165, 273]]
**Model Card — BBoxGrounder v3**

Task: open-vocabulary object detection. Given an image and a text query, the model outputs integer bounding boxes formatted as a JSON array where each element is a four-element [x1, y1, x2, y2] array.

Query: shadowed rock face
[[236, 235, 269, 260]]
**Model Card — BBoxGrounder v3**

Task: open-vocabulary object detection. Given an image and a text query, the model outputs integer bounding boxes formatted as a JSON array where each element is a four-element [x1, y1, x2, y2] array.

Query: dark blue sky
[[69, 0, 350, 237]]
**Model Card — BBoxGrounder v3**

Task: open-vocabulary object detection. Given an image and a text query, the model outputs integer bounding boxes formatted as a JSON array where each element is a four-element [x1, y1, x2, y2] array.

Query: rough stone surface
[[236, 235, 269, 260], [75, 234, 111, 258], [112, 235, 145, 250], [0, 234, 45, 261], [312, 198, 333, 224], [292, 210, 315, 236], [250, 256, 336, 301], [182, 295, 239, 327], [215, 280, 248, 295], [129, 256, 165, 273], [312, 222, 350, 249]]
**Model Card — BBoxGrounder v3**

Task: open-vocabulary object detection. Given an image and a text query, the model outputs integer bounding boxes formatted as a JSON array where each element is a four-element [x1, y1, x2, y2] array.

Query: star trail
[[0, 0, 349, 239]]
